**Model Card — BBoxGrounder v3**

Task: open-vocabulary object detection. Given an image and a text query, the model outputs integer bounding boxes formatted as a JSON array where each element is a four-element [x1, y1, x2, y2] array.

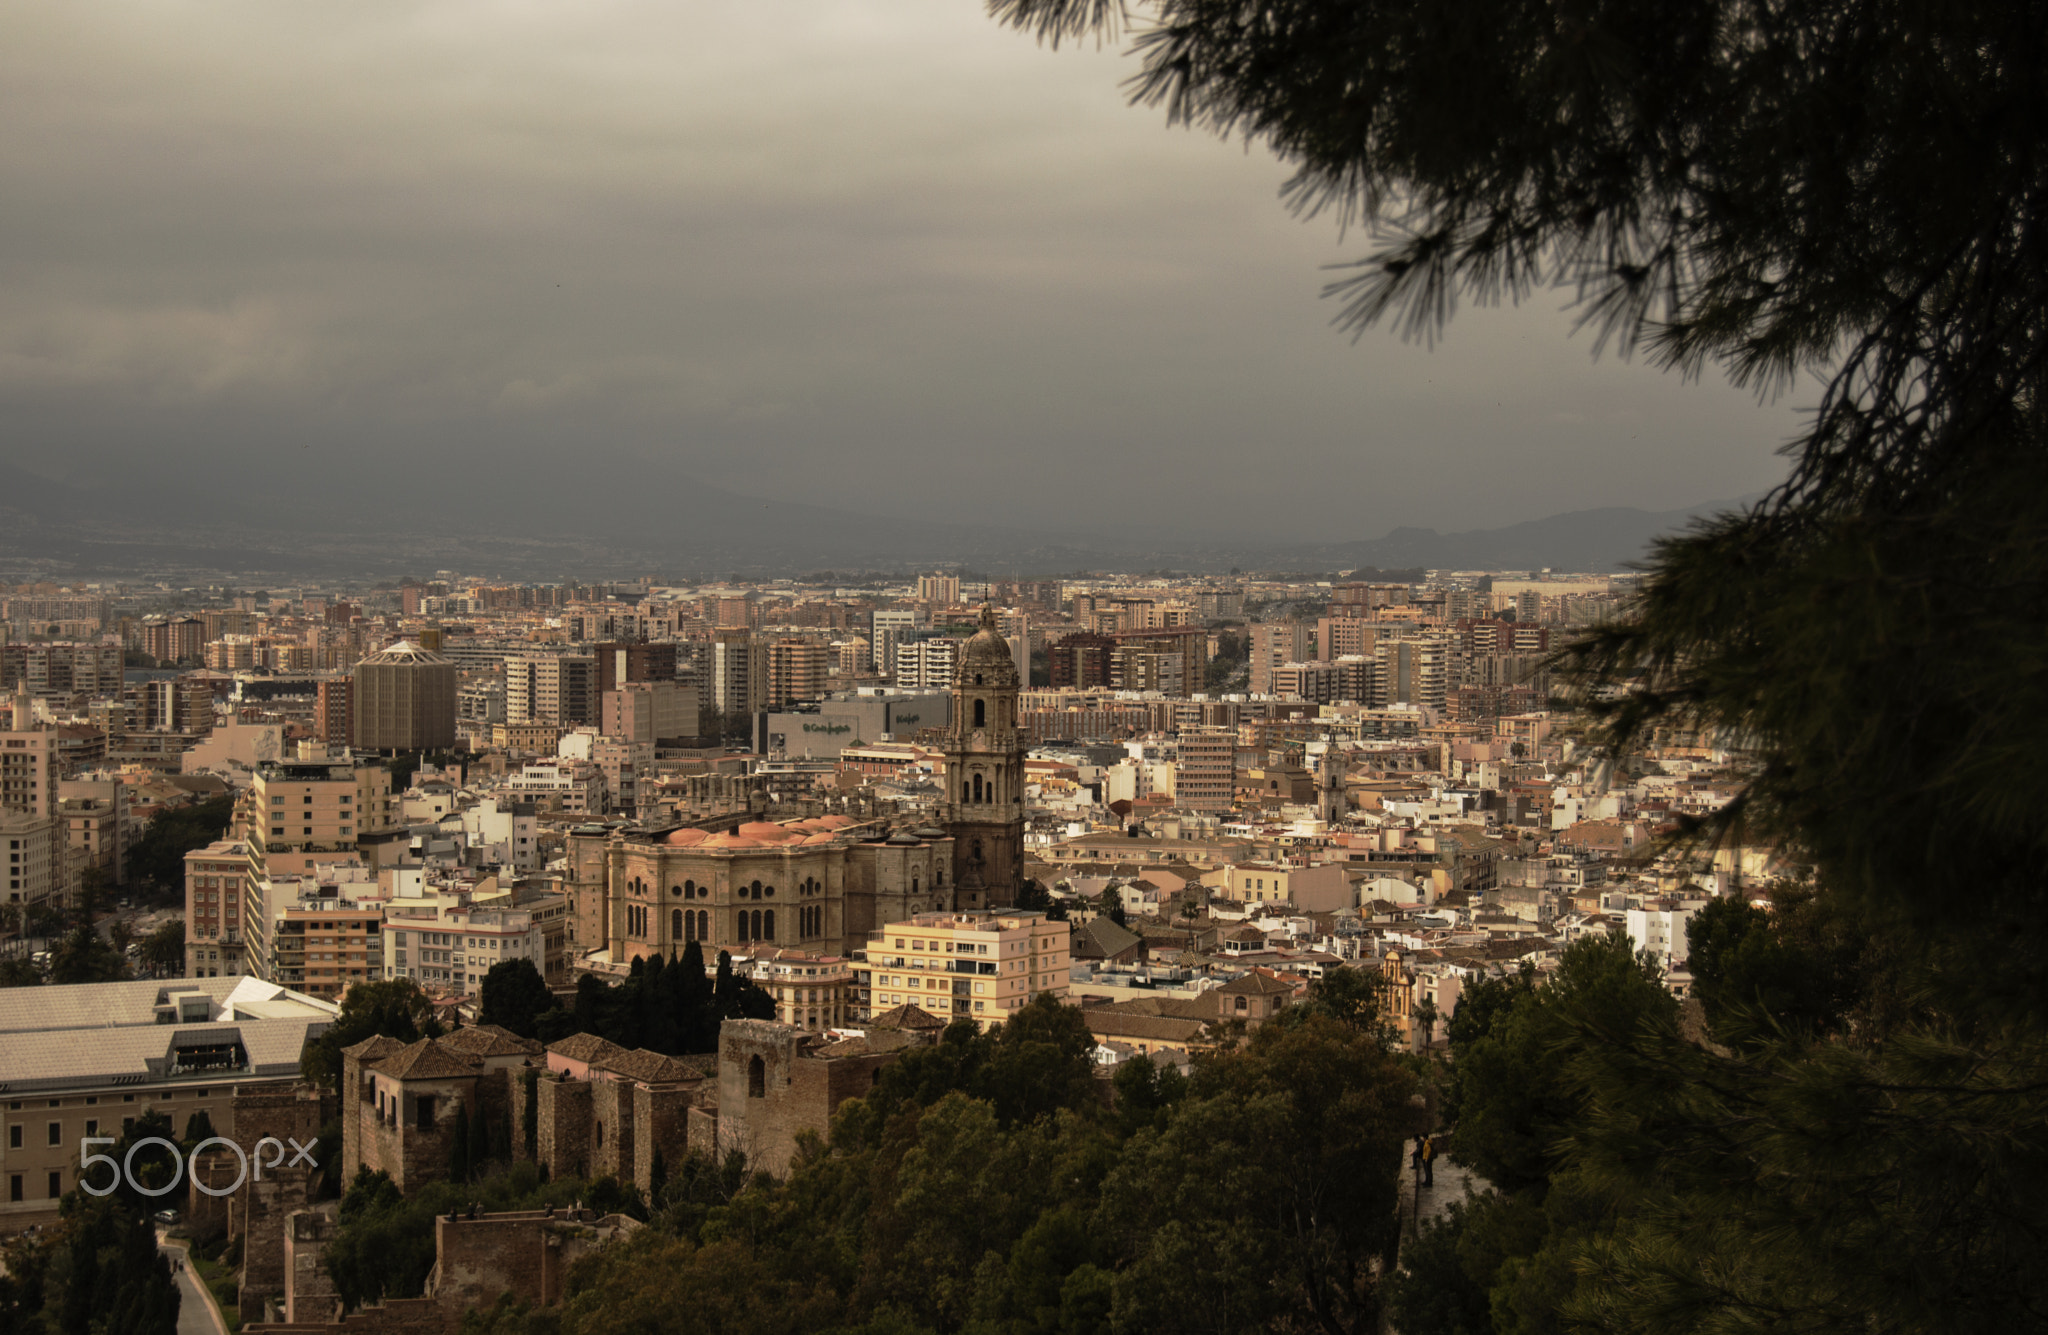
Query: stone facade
[[692, 1019, 925, 1177], [247, 1209, 638, 1335], [534, 1074, 593, 1180], [338, 1028, 543, 1194], [532, 1034, 707, 1188], [941, 606, 1027, 908], [283, 1210, 339, 1323], [565, 817, 957, 969]]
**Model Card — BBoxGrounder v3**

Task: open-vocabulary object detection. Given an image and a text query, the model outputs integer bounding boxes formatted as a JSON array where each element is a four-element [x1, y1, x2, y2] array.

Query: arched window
[[696, 910, 709, 941], [974, 698, 986, 727], [751, 880, 762, 899], [737, 913, 750, 943], [672, 908, 682, 940], [971, 774, 983, 802], [684, 909, 696, 943], [911, 876, 919, 896], [748, 1055, 765, 1098], [764, 909, 775, 940], [685, 879, 696, 899], [751, 909, 764, 940]]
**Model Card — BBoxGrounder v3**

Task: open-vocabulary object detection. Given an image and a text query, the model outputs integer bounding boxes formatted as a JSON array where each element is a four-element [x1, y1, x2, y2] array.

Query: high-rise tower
[[943, 605, 1026, 909]]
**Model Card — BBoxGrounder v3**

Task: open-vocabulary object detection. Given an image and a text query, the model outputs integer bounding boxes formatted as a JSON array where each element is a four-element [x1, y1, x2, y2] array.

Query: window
[[416, 1095, 436, 1131], [47, 1122, 60, 1146], [6, 1125, 17, 1149], [8, 1175, 19, 1203], [47, 1171, 60, 1199], [84, 1120, 97, 1137], [747, 1055, 766, 1098]]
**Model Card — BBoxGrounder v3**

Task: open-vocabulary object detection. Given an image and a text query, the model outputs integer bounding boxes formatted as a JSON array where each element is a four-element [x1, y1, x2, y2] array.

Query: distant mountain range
[[0, 459, 1756, 579]]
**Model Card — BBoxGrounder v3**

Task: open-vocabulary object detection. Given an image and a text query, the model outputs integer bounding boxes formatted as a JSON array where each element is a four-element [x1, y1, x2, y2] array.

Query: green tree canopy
[[300, 978, 442, 1087], [48, 923, 128, 985], [477, 958, 555, 1040], [125, 794, 235, 896]]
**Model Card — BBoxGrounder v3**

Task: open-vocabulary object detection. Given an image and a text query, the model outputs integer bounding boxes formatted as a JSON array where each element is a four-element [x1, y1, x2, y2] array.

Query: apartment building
[[1, 685, 57, 819], [710, 629, 767, 719], [384, 902, 545, 995], [1, 811, 65, 916], [184, 839, 249, 978], [857, 910, 1070, 1030], [1174, 726, 1237, 814], [1250, 622, 1313, 695], [241, 742, 398, 879], [270, 900, 385, 999], [869, 609, 921, 678], [753, 949, 856, 1031], [894, 637, 962, 692], [766, 638, 830, 708], [505, 652, 598, 727]]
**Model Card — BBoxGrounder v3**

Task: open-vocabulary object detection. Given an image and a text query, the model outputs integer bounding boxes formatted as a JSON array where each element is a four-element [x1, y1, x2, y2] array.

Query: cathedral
[[565, 606, 1028, 965]]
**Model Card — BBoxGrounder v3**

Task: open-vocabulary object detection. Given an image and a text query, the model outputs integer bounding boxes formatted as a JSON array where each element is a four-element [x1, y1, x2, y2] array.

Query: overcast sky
[[0, 1, 1808, 541]]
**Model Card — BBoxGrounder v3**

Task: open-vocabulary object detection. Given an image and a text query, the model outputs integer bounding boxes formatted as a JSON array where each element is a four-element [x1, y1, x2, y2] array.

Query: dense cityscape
[[4, 0, 2042, 1330], [0, 562, 1771, 1333]]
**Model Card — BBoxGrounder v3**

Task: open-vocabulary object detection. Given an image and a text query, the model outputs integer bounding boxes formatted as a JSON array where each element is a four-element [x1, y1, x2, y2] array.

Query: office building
[[869, 609, 921, 677], [352, 641, 457, 752], [594, 641, 678, 694], [0, 977, 334, 1229], [602, 680, 701, 747]]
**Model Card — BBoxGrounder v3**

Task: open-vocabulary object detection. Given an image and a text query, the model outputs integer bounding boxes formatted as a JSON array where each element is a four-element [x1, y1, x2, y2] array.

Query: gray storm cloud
[[0, 0, 1801, 539]]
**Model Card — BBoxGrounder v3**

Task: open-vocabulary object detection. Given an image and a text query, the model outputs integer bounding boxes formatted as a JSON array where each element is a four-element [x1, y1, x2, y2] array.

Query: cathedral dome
[[956, 605, 1018, 686]]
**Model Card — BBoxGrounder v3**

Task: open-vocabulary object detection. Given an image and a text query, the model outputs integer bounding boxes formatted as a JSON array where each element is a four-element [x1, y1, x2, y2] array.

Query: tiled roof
[[1216, 970, 1296, 996], [440, 1024, 545, 1058], [374, 1037, 483, 1080], [547, 1033, 631, 1064], [597, 1049, 698, 1084], [1082, 1011, 1209, 1042], [868, 1003, 946, 1031], [344, 1034, 408, 1062]]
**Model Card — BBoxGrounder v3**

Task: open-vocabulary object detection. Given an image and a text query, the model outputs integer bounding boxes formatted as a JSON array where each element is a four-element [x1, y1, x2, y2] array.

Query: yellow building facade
[[858, 910, 1070, 1031]]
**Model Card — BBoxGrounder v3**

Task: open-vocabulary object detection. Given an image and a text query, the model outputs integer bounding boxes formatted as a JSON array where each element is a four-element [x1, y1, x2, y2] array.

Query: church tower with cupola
[[942, 605, 1027, 910]]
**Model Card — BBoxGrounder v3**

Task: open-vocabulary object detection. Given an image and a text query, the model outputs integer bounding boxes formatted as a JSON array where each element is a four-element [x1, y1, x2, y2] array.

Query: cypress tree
[[448, 1101, 471, 1184]]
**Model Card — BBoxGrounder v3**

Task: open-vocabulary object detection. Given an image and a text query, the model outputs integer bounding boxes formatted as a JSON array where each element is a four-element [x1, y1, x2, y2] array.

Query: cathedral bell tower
[[942, 605, 1026, 909]]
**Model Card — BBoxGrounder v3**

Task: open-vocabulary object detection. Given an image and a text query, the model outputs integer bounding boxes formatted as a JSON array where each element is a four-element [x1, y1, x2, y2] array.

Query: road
[[158, 1235, 230, 1335]]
